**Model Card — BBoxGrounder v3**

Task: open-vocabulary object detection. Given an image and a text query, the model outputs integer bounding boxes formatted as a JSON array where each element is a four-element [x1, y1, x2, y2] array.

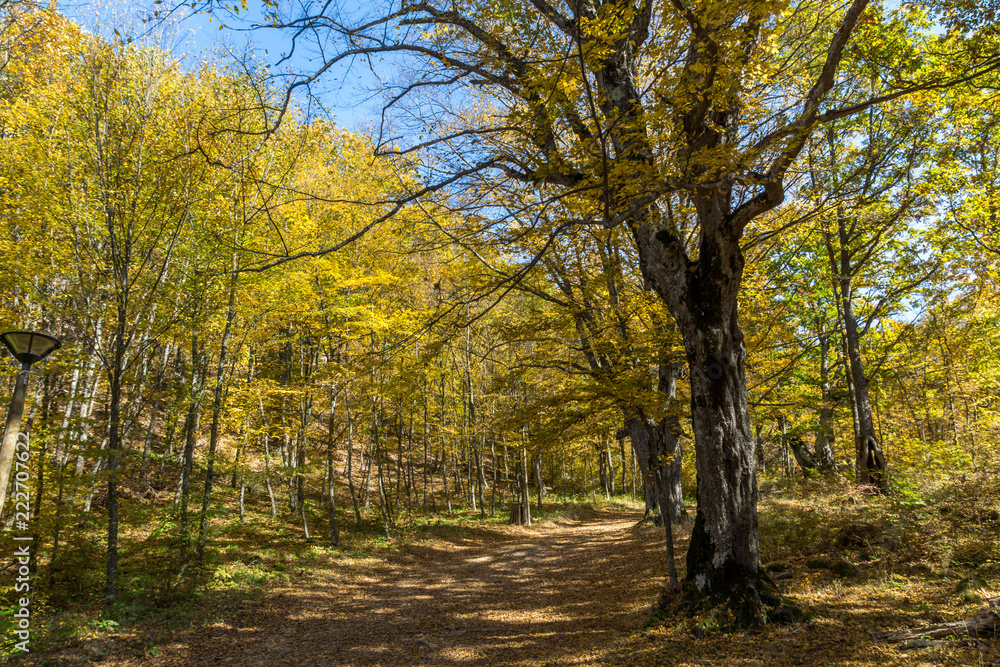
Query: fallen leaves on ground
[[30, 506, 1000, 666]]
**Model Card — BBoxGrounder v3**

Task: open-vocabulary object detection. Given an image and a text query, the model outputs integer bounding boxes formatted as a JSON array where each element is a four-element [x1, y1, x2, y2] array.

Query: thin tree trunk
[[520, 434, 531, 527], [476, 439, 487, 518], [490, 439, 497, 516], [57, 365, 81, 468], [423, 379, 433, 511], [75, 332, 103, 476], [327, 385, 340, 546], [838, 259, 888, 488], [441, 375, 451, 513], [345, 387, 361, 526], [653, 361, 684, 524], [533, 452, 544, 515], [179, 332, 205, 530], [619, 433, 627, 493], [824, 212, 886, 490], [373, 395, 391, 538], [813, 329, 836, 472], [105, 304, 127, 601], [259, 395, 278, 518], [48, 457, 69, 587], [197, 272, 238, 561], [238, 476, 246, 525]]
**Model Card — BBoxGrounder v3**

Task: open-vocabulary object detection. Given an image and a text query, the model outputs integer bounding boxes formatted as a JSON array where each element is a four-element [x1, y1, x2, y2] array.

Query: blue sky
[[57, 0, 382, 132]]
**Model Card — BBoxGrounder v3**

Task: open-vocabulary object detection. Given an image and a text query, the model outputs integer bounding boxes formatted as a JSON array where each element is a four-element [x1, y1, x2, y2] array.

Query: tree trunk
[[813, 331, 836, 472], [533, 452, 544, 514], [423, 379, 433, 510], [605, 438, 616, 496], [344, 387, 361, 526], [441, 375, 451, 513], [259, 395, 278, 518], [373, 395, 392, 539], [296, 389, 313, 527], [105, 305, 127, 601], [519, 436, 531, 526], [780, 417, 792, 477], [876, 607, 1000, 643], [635, 202, 779, 626], [327, 386, 340, 546], [823, 209, 887, 491], [841, 289, 887, 490], [179, 332, 204, 529], [197, 272, 238, 562], [625, 415, 658, 514], [509, 501, 531, 525], [141, 342, 171, 480], [407, 414, 416, 513], [476, 438, 487, 517], [653, 361, 685, 525], [490, 439, 497, 515], [618, 432, 627, 493], [75, 330, 103, 477], [681, 316, 776, 624], [755, 424, 765, 475], [787, 436, 817, 478], [599, 449, 611, 498]]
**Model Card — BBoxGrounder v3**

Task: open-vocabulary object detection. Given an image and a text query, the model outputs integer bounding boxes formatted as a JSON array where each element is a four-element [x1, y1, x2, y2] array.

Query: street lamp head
[[0, 331, 61, 366]]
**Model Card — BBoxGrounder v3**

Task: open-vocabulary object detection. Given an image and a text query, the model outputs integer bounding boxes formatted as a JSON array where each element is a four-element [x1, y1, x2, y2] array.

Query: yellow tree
[[201, 0, 1000, 623], [0, 14, 220, 597]]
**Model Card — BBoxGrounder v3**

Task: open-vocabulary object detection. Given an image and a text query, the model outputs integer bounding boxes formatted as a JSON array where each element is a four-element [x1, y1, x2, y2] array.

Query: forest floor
[[70, 506, 666, 666], [16, 486, 1000, 667]]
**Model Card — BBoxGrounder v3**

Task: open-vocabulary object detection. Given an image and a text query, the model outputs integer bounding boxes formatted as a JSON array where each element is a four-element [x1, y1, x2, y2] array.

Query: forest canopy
[[0, 0, 998, 660]]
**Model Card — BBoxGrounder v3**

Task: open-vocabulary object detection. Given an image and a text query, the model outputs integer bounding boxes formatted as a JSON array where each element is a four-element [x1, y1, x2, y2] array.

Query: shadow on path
[[144, 509, 664, 666]]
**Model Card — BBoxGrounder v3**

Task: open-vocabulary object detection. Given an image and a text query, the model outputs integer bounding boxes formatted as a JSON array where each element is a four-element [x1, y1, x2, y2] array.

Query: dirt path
[[139, 509, 663, 666]]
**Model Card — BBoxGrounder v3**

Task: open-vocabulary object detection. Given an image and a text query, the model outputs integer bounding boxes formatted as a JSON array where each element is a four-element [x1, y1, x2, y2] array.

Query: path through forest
[[137, 509, 663, 666]]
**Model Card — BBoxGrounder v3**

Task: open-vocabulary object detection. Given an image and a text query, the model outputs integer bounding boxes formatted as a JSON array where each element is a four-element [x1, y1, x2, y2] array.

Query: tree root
[[654, 569, 802, 632]]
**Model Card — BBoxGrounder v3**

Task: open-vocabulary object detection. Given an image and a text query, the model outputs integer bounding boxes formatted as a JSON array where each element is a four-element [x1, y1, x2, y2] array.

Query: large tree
[[185, 0, 1000, 625]]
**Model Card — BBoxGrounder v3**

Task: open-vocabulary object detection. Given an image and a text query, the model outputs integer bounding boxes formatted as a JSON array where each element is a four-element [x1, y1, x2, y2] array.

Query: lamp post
[[0, 331, 60, 518]]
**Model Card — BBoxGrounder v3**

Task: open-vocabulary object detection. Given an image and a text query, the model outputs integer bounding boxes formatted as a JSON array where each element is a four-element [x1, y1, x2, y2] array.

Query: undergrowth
[[0, 490, 634, 662], [4, 472, 998, 664]]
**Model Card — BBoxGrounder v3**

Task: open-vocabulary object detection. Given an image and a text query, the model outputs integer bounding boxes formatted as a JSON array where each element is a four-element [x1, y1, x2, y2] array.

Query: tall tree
[[200, 0, 1000, 624], [806, 91, 938, 490], [73, 40, 201, 599]]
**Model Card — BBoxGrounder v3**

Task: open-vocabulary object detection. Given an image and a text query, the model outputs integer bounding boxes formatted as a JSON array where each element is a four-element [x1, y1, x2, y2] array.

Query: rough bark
[[635, 200, 779, 626], [509, 501, 531, 525], [787, 436, 817, 478], [653, 361, 685, 525], [680, 317, 776, 625]]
